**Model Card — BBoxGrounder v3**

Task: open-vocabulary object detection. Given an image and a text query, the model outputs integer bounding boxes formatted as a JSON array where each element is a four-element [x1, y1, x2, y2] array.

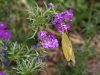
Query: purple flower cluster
[[0, 71, 5, 75], [38, 30, 59, 48], [52, 9, 73, 32], [0, 22, 12, 39]]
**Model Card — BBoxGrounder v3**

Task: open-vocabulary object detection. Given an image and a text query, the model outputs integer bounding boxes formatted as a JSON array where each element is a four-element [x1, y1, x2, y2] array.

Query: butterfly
[[62, 32, 75, 65]]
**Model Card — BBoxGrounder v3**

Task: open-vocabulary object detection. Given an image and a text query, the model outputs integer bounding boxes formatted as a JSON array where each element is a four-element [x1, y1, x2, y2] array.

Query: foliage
[[12, 58, 46, 75]]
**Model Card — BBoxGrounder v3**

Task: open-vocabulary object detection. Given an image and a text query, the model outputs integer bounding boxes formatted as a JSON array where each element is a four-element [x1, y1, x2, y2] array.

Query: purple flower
[[0, 71, 5, 75], [36, 54, 42, 61], [44, 56, 48, 60], [2, 50, 6, 57], [55, 24, 64, 31], [3, 59, 9, 66], [52, 13, 63, 24], [0, 29, 12, 38], [36, 56, 40, 61], [38, 30, 47, 40], [64, 9, 73, 20], [0, 29, 5, 37], [42, 39, 59, 48], [0, 22, 12, 39], [42, 40, 50, 48], [55, 23, 70, 31], [4, 43, 8, 47], [32, 45, 36, 49], [49, 33, 55, 40], [0, 22, 7, 29], [4, 39, 8, 47], [57, 4, 61, 8], [3, 30, 12, 38], [63, 23, 70, 30], [37, 43, 41, 47], [50, 39, 59, 48], [48, 3, 54, 8], [49, 15, 52, 19]]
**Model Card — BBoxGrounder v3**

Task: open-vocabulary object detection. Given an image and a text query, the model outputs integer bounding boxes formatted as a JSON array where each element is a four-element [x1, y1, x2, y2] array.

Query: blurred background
[[0, 0, 100, 75]]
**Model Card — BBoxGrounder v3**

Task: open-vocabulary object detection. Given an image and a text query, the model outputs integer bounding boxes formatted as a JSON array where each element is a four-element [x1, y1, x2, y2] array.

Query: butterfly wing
[[62, 32, 70, 61], [70, 49, 75, 64], [62, 32, 75, 64]]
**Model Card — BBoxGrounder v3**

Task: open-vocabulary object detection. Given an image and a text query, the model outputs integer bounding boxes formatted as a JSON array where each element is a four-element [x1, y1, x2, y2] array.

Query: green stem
[[16, 31, 32, 56], [2, 63, 5, 70], [88, 0, 94, 23], [16, 27, 38, 56], [52, 8, 57, 14]]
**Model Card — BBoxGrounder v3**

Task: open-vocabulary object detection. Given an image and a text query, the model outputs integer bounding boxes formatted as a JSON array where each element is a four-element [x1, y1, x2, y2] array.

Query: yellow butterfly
[[62, 32, 75, 65]]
